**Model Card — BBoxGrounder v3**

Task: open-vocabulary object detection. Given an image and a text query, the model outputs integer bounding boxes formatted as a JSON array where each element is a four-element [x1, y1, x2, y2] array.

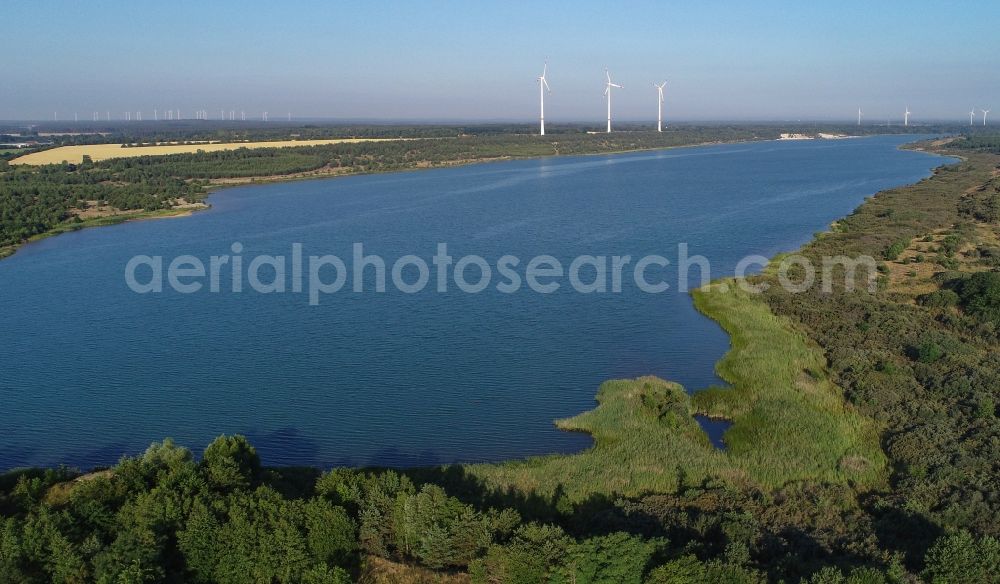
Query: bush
[[911, 340, 944, 364], [919, 289, 960, 308], [884, 240, 908, 261], [955, 271, 1000, 325]]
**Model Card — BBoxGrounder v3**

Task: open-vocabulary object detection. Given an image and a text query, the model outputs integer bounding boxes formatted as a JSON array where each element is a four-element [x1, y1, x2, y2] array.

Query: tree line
[[5, 435, 995, 583]]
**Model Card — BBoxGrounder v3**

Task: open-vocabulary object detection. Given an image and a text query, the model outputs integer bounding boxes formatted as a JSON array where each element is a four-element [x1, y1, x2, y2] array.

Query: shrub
[[884, 240, 908, 261], [911, 340, 944, 364], [919, 289, 960, 309], [955, 271, 1000, 325]]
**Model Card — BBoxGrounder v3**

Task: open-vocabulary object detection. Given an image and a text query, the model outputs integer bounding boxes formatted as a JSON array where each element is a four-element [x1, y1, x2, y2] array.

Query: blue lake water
[[0, 136, 949, 471]]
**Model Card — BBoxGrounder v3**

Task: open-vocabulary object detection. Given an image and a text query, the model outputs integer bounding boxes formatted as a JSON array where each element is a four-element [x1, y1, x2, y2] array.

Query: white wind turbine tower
[[604, 69, 622, 133], [537, 61, 550, 136], [970, 108, 976, 126], [904, 106, 911, 127], [983, 108, 992, 126], [857, 107, 863, 126], [654, 82, 667, 131]]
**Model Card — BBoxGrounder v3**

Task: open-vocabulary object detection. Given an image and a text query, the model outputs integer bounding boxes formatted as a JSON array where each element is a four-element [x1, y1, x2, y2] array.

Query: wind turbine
[[904, 106, 911, 127], [604, 69, 622, 133], [983, 109, 992, 126], [654, 81, 666, 132], [857, 107, 863, 126], [970, 108, 976, 126], [537, 61, 550, 136]]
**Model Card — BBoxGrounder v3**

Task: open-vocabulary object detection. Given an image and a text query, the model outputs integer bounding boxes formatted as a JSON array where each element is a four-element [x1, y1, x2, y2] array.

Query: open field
[[10, 138, 405, 165]]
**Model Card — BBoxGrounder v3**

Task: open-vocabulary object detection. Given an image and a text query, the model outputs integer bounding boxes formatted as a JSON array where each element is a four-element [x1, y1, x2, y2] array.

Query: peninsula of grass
[[468, 280, 887, 501]]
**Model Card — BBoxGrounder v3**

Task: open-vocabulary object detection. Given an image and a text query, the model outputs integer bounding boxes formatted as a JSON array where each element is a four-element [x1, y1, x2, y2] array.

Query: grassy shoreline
[[468, 279, 888, 501]]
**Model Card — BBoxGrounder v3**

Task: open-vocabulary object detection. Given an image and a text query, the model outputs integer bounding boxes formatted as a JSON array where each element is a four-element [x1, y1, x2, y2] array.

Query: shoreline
[[0, 136, 768, 261], [0, 205, 209, 260], [1, 135, 948, 485], [467, 137, 955, 497]]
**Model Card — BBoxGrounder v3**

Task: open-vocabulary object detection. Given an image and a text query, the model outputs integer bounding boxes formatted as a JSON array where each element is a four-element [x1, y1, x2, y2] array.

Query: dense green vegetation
[[3, 130, 1000, 582], [5, 435, 995, 583], [755, 141, 1000, 568], [946, 135, 1000, 154], [469, 283, 885, 501]]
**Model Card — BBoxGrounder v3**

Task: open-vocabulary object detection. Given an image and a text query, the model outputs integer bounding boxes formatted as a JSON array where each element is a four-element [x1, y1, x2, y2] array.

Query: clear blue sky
[[3, 0, 999, 122]]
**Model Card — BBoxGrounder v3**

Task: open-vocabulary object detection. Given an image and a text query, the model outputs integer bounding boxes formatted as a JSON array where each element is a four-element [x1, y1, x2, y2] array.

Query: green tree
[[923, 531, 1000, 583], [564, 532, 663, 584], [956, 271, 1000, 325], [201, 435, 260, 490], [303, 498, 357, 567]]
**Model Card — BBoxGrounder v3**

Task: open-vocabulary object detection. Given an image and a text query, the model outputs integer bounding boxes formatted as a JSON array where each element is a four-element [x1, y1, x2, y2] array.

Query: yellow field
[[11, 138, 398, 165]]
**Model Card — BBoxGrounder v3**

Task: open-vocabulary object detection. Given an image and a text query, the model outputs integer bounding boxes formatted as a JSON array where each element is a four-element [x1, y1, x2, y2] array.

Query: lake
[[0, 136, 949, 471]]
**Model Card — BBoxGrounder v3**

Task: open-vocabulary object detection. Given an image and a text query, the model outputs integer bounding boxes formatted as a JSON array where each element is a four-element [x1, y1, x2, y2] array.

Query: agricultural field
[[9, 138, 403, 165]]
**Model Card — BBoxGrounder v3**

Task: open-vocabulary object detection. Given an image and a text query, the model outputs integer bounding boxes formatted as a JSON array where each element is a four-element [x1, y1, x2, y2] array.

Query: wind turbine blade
[[606, 69, 611, 83], [542, 78, 550, 92]]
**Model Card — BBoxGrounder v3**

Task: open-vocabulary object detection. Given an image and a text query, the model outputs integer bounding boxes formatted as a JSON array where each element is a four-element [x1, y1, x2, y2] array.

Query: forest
[[4, 434, 996, 583], [1, 131, 999, 582]]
